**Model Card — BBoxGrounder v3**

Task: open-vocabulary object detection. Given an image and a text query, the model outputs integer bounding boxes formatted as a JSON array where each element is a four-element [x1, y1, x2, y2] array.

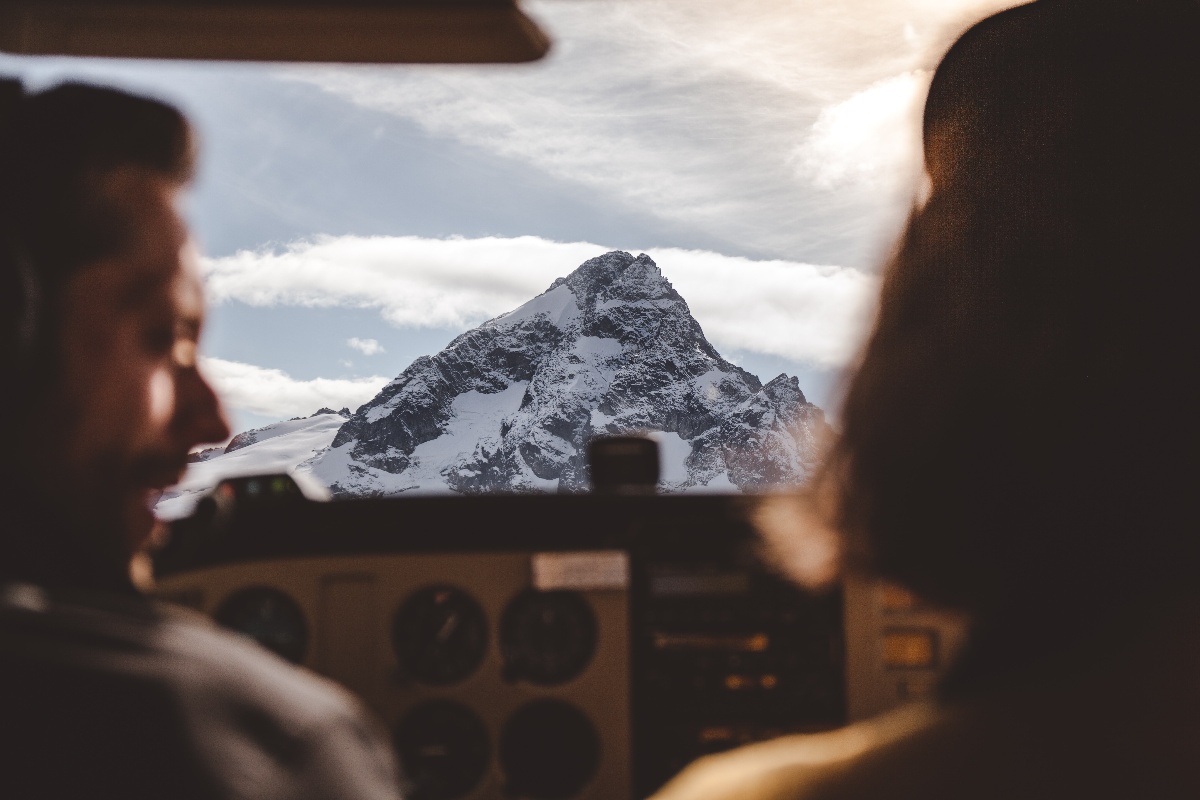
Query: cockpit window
[[0, 0, 1019, 511]]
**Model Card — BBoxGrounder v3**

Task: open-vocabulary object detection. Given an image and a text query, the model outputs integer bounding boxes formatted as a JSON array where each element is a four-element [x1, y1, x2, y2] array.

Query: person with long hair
[[654, 1, 1200, 797]]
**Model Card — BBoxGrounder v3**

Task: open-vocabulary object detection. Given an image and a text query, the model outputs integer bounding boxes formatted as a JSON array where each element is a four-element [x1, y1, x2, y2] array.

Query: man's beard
[[64, 448, 189, 572]]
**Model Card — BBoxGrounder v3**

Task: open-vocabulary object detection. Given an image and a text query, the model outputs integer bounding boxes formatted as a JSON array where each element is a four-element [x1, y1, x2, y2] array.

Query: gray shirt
[[0, 582, 405, 799]]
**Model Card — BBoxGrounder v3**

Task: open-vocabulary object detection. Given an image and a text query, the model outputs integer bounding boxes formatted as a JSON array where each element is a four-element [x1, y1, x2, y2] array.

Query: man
[[653, 1, 1200, 799], [0, 80, 404, 798]]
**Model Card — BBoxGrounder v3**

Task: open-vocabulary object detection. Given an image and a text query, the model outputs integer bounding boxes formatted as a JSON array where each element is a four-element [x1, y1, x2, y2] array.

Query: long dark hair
[[822, 0, 1200, 617]]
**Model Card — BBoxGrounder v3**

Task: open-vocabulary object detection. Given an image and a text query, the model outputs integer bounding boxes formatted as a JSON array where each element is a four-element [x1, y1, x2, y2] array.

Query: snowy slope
[[155, 412, 346, 519], [310, 251, 827, 496]]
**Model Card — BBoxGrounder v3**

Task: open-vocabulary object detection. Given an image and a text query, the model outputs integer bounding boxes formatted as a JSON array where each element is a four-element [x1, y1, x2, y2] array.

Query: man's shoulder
[[0, 581, 360, 723], [1, 581, 403, 799]]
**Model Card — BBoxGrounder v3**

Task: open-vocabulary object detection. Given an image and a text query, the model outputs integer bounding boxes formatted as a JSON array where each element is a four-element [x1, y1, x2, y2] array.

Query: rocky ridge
[[308, 251, 826, 496]]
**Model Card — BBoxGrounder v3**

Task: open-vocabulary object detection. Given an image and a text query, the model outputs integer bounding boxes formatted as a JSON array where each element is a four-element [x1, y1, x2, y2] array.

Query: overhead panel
[[0, 0, 550, 63]]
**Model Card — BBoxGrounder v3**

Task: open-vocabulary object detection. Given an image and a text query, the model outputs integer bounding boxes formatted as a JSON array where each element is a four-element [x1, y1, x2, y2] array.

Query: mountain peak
[[312, 251, 825, 496], [551, 251, 667, 307]]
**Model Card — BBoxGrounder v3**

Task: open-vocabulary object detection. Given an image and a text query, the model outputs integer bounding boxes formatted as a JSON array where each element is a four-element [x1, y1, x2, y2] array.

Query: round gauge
[[500, 589, 597, 686], [214, 586, 308, 664], [500, 700, 599, 800], [394, 700, 490, 800], [392, 586, 489, 686]]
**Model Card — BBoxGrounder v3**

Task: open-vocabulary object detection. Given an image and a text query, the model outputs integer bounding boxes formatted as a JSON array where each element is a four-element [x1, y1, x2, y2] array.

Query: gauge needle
[[436, 614, 460, 643]]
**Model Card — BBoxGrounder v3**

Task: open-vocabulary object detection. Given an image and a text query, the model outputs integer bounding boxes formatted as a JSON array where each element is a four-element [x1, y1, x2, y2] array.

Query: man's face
[[43, 168, 230, 557]]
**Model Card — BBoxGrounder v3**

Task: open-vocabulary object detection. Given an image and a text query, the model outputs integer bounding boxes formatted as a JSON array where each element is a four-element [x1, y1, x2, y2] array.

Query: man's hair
[[0, 80, 194, 376], [821, 0, 1200, 616]]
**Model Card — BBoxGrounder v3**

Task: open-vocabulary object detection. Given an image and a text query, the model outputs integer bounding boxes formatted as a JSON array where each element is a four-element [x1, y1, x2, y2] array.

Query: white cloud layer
[[796, 70, 932, 189], [347, 337, 385, 356], [203, 235, 878, 369], [280, 0, 1020, 262], [201, 356, 389, 420], [655, 248, 877, 367]]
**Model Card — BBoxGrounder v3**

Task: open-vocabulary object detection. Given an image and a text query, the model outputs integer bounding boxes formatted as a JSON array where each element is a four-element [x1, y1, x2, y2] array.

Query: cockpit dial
[[392, 585, 489, 686], [393, 699, 490, 800], [500, 699, 599, 800], [500, 589, 597, 686], [214, 586, 308, 664]]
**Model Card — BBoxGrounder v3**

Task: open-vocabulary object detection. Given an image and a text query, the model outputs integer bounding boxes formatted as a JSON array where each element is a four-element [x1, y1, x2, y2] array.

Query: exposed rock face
[[187, 446, 224, 464], [310, 251, 826, 496], [224, 429, 262, 454]]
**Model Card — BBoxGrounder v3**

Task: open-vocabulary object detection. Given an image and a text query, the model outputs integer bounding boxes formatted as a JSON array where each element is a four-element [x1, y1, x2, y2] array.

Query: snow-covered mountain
[[156, 409, 348, 519], [309, 251, 827, 496]]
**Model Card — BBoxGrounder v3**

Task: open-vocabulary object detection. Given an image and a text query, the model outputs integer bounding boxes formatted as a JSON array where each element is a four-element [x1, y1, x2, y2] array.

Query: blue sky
[[0, 0, 1016, 434]]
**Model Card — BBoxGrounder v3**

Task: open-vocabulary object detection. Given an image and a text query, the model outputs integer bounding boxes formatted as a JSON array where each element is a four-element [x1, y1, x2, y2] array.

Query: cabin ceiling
[[0, 0, 551, 63]]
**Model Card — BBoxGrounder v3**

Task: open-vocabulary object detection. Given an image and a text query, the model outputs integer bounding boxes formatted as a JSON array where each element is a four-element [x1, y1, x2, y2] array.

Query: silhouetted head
[[825, 0, 1200, 620], [0, 81, 229, 590]]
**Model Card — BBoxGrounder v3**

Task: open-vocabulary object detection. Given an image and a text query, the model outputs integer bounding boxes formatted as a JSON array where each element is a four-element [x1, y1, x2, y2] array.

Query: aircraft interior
[[0, 1, 979, 798]]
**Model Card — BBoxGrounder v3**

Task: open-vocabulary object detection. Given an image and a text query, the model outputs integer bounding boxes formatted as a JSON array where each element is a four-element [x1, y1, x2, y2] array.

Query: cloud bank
[[203, 235, 878, 369], [796, 70, 932, 190], [201, 356, 389, 420], [280, 0, 1019, 264]]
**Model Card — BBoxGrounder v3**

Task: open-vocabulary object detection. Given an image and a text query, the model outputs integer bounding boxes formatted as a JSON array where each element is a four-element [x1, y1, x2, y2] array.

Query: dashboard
[[156, 474, 966, 799]]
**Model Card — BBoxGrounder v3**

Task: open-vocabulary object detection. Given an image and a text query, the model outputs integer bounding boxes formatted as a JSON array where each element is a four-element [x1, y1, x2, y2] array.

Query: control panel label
[[533, 551, 630, 591]]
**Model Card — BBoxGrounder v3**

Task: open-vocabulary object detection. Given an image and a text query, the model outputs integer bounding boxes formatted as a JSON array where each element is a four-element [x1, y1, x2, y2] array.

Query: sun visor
[[0, 0, 550, 63]]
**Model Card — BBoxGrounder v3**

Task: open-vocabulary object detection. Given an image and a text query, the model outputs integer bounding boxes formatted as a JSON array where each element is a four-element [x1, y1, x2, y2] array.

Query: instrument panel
[[165, 552, 629, 800], [156, 475, 966, 798]]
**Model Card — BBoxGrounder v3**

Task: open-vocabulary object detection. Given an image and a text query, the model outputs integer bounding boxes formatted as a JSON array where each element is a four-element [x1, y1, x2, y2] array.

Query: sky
[[0, 0, 1019, 435]]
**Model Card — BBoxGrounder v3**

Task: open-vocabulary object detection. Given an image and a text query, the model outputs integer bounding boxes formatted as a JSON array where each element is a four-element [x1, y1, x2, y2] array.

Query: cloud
[[203, 235, 877, 369], [277, 0, 1020, 263], [795, 70, 931, 190], [202, 235, 597, 329], [347, 337, 385, 356], [652, 248, 878, 368], [201, 356, 389, 420], [0, 0, 1021, 272]]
